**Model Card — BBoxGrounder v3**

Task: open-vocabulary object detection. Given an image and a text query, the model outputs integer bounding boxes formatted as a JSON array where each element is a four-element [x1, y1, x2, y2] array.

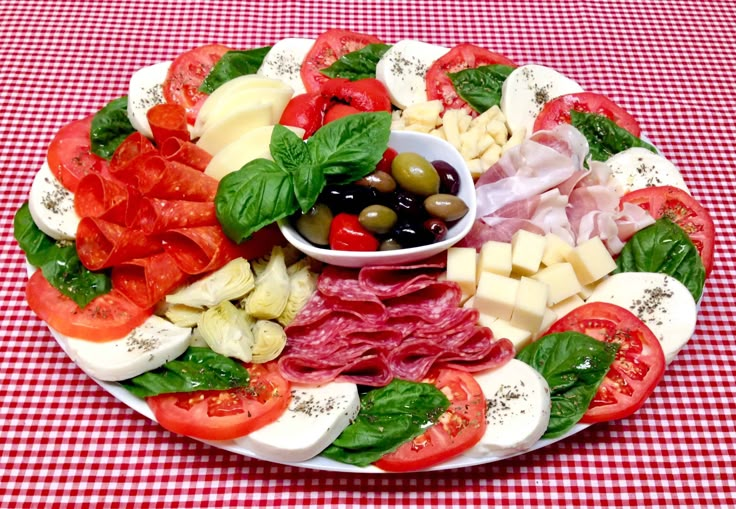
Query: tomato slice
[[621, 185, 715, 275], [162, 44, 231, 124], [147, 362, 290, 441], [25, 269, 151, 341], [373, 368, 486, 472], [546, 302, 665, 424], [46, 114, 110, 192], [425, 43, 517, 112], [300, 29, 384, 93], [533, 92, 642, 137]]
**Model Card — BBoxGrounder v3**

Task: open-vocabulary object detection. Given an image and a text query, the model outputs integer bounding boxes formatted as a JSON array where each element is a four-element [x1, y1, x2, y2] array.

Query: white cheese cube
[[578, 281, 598, 300], [446, 247, 478, 302], [511, 230, 546, 276], [477, 240, 512, 279], [550, 294, 585, 319], [542, 233, 574, 266], [531, 263, 583, 305], [510, 277, 549, 332], [565, 237, 617, 285], [474, 272, 520, 321], [534, 308, 558, 339], [488, 318, 533, 352]]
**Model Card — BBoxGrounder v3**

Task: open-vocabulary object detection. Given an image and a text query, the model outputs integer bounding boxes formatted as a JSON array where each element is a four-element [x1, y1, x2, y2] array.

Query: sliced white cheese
[[501, 64, 584, 137], [235, 382, 360, 463], [257, 38, 315, 96], [586, 272, 698, 364], [466, 359, 551, 457], [28, 162, 79, 240], [195, 103, 273, 155], [127, 61, 171, 139], [57, 315, 192, 381], [605, 147, 689, 194], [375, 40, 449, 109]]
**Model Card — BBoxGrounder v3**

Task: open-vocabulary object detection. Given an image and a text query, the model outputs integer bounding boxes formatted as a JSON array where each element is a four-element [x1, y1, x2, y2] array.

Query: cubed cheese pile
[[446, 231, 618, 351], [391, 100, 525, 178]]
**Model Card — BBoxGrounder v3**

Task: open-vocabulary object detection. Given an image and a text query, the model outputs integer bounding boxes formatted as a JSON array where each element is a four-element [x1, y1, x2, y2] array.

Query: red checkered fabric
[[1, 0, 734, 507]]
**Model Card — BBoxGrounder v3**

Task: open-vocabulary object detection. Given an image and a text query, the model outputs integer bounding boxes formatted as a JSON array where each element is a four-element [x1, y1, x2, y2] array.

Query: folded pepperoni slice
[[112, 252, 189, 309], [110, 132, 156, 173], [146, 103, 190, 145], [74, 173, 140, 225], [134, 156, 218, 201], [159, 137, 212, 172], [76, 217, 163, 271], [129, 198, 217, 234]]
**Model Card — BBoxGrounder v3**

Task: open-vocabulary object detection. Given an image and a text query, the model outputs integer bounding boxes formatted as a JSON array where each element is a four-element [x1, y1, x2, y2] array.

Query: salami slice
[[386, 339, 444, 381], [112, 252, 189, 309], [128, 198, 217, 234], [110, 132, 156, 173], [76, 217, 162, 271], [130, 155, 218, 201], [318, 266, 387, 320], [146, 103, 190, 145], [74, 173, 139, 225], [385, 281, 463, 322], [336, 353, 393, 387], [160, 137, 212, 172], [441, 335, 515, 373], [277, 355, 349, 385], [358, 257, 447, 298]]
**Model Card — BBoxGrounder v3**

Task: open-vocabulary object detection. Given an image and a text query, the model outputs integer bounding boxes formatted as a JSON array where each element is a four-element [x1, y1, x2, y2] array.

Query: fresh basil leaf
[[448, 64, 514, 113], [307, 111, 391, 184], [320, 43, 391, 81], [269, 124, 324, 213], [215, 158, 298, 243], [119, 347, 250, 398], [13, 202, 111, 307], [570, 110, 658, 161], [199, 47, 272, 94], [321, 379, 450, 467], [517, 332, 619, 438], [614, 217, 706, 301], [90, 96, 136, 159]]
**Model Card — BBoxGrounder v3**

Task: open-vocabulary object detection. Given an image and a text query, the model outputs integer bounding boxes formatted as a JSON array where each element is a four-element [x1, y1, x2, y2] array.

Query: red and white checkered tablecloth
[[1, 0, 734, 507]]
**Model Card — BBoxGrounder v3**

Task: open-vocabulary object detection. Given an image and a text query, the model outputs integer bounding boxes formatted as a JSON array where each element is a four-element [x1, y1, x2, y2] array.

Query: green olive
[[391, 152, 440, 197], [358, 204, 398, 234], [295, 203, 333, 245], [379, 238, 403, 251], [356, 170, 397, 193], [424, 193, 469, 222]]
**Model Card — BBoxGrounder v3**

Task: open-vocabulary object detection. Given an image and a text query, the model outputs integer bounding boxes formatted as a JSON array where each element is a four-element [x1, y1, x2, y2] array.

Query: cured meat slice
[[109, 132, 156, 173], [76, 217, 162, 271], [441, 333, 515, 373], [358, 257, 446, 298], [128, 198, 217, 234], [160, 137, 212, 172], [336, 353, 393, 387], [385, 281, 463, 322], [160, 225, 245, 275], [317, 266, 386, 320], [74, 173, 139, 226], [126, 155, 218, 201], [112, 252, 189, 309], [146, 103, 190, 145]]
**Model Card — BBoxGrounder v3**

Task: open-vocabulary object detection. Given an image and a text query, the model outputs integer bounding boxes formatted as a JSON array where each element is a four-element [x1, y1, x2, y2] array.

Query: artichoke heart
[[277, 265, 318, 326], [198, 300, 255, 362], [244, 246, 290, 319], [166, 258, 255, 308], [163, 303, 204, 328], [251, 320, 287, 363], [251, 244, 302, 277]]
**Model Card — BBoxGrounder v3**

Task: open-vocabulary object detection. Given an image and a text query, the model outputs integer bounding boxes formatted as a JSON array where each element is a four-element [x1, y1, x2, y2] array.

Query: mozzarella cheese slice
[[235, 382, 360, 463], [55, 315, 192, 381], [257, 38, 315, 96], [127, 61, 171, 139], [605, 147, 689, 194], [586, 272, 698, 364], [465, 359, 551, 457], [195, 103, 273, 155], [28, 162, 79, 240], [376, 40, 449, 109], [501, 64, 584, 137]]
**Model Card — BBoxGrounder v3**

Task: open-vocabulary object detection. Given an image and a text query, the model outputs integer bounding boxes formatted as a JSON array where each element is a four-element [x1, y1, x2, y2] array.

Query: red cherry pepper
[[329, 213, 379, 251], [376, 147, 398, 174], [323, 103, 363, 124], [320, 78, 393, 114], [278, 92, 330, 139]]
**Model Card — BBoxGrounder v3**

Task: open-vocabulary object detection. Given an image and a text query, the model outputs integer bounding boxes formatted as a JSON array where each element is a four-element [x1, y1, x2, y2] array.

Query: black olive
[[423, 218, 448, 242], [432, 160, 461, 195], [391, 221, 435, 248], [386, 190, 425, 220], [319, 184, 378, 215]]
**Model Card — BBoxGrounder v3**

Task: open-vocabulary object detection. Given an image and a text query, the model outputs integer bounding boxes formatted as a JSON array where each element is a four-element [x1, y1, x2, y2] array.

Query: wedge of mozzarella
[[28, 162, 79, 240], [501, 64, 583, 137], [605, 147, 689, 194], [465, 359, 551, 458], [586, 272, 698, 364], [376, 40, 449, 109], [257, 38, 315, 96], [127, 61, 171, 139], [54, 315, 192, 381], [235, 382, 360, 463]]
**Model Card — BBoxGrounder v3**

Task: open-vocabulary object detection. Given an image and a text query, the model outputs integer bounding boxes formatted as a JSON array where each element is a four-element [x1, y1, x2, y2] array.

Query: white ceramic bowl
[[279, 130, 476, 268]]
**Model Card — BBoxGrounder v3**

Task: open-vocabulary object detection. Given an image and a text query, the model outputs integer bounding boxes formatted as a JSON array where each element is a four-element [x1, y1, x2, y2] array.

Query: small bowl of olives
[[278, 130, 476, 268]]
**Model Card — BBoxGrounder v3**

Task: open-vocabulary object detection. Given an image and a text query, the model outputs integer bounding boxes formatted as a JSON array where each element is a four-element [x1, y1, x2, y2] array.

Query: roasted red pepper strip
[[279, 92, 330, 139], [329, 213, 379, 251]]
